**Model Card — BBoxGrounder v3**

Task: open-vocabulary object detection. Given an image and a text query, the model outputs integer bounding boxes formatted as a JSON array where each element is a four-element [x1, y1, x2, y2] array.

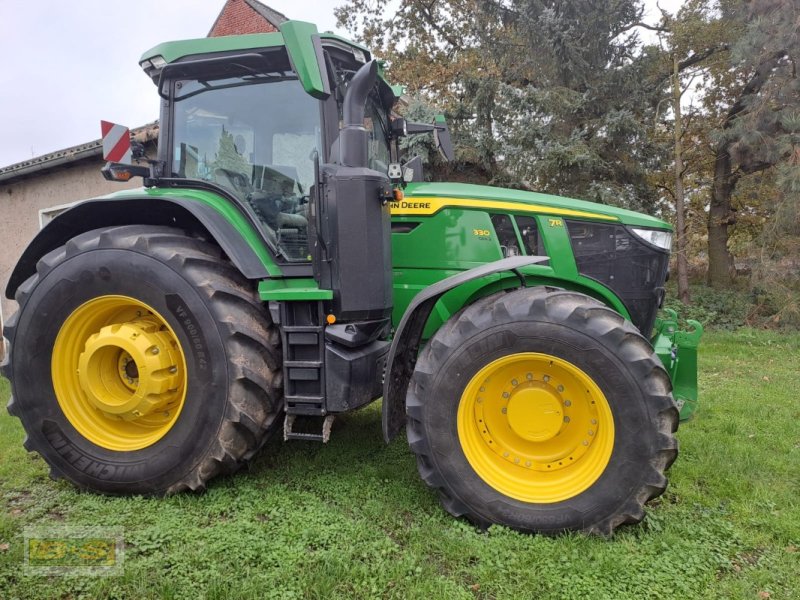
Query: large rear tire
[[406, 287, 678, 535], [1, 225, 282, 494]]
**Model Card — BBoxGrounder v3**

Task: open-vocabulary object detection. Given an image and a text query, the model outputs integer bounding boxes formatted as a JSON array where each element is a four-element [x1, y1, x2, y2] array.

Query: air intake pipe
[[338, 60, 378, 168]]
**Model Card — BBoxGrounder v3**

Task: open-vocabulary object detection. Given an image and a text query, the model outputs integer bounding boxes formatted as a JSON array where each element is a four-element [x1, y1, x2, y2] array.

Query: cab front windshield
[[171, 75, 321, 262]]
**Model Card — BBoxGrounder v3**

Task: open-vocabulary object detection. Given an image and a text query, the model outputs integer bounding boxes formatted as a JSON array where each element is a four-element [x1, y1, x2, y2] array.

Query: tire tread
[[4, 225, 282, 495], [406, 286, 679, 536]]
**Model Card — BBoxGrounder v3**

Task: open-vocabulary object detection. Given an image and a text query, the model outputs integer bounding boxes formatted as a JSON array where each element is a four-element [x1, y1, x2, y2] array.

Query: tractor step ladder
[[283, 414, 335, 443], [279, 302, 327, 417]]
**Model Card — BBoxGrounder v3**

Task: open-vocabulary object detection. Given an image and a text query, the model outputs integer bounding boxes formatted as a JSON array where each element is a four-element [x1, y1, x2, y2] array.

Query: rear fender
[[382, 255, 547, 442], [5, 197, 274, 300]]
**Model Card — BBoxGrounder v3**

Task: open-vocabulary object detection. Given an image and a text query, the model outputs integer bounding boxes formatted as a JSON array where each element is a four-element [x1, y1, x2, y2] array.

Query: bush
[[663, 280, 800, 330], [663, 285, 751, 330]]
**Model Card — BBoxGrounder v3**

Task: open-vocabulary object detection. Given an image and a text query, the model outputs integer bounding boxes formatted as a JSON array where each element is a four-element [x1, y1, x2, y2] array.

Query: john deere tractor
[[1, 21, 701, 535]]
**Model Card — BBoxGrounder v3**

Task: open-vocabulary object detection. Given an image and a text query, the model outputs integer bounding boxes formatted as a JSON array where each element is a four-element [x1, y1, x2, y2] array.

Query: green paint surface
[[404, 182, 673, 229], [100, 187, 283, 277], [279, 21, 327, 98], [259, 279, 333, 301], [141, 33, 285, 65]]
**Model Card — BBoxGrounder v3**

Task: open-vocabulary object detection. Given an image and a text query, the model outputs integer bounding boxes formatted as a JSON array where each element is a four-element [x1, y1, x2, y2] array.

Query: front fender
[[381, 255, 548, 443]]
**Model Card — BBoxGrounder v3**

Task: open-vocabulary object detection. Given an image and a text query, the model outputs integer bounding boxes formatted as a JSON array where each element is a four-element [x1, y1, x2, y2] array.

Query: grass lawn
[[0, 329, 798, 599]]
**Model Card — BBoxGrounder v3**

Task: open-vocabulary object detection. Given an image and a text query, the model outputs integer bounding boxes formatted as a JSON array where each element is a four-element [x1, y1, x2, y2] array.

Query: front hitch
[[652, 309, 704, 420]]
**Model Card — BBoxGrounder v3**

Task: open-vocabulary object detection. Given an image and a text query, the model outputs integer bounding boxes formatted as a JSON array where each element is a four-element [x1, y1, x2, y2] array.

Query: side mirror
[[391, 117, 407, 137], [391, 115, 454, 163]]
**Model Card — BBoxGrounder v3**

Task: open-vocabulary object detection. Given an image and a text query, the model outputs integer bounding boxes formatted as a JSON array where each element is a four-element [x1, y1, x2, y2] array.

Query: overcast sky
[[0, 0, 681, 168]]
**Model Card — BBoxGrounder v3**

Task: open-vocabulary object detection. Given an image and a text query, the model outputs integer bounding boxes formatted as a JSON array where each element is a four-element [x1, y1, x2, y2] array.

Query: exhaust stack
[[338, 60, 378, 168]]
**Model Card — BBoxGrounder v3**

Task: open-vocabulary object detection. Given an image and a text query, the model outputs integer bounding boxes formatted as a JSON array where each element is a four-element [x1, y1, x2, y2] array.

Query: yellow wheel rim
[[52, 295, 187, 451], [457, 352, 614, 503]]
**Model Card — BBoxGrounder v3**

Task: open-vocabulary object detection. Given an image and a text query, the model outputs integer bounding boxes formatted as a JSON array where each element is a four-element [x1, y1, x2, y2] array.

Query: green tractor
[[1, 21, 701, 535]]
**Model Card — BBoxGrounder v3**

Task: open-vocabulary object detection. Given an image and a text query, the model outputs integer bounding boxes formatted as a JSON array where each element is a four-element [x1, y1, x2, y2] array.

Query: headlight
[[631, 228, 672, 251]]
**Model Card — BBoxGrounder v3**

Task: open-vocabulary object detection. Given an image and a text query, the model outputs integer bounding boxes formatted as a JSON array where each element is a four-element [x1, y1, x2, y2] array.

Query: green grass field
[[1, 329, 798, 599]]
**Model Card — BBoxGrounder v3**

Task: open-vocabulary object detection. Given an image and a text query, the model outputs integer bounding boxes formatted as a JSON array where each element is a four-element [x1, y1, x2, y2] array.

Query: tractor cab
[[170, 62, 320, 260], [146, 31, 396, 265]]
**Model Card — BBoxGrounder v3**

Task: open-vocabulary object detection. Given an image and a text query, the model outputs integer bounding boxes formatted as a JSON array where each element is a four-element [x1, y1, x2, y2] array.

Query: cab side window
[[490, 214, 521, 257], [515, 215, 547, 256]]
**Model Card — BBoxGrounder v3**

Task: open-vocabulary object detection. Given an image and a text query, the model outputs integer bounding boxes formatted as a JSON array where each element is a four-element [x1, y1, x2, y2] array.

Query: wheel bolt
[[557, 385, 564, 392], [591, 419, 597, 425], [543, 375, 550, 382], [502, 392, 510, 399], [501, 407, 507, 414], [169, 366, 178, 374], [511, 379, 518, 386], [150, 346, 160, 355], [564, 400, 572, 407], [563, 416, 570, 423]]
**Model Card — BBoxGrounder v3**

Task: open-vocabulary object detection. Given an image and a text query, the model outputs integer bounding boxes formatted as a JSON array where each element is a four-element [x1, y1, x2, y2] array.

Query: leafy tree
[[213, 128, 250, 175], [337, 0, 667, 211], [647, 0, 730, 303], [704, 0, 800, 287]]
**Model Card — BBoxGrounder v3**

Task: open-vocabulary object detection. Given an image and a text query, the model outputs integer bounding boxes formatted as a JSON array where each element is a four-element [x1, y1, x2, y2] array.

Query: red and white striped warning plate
[[100, 120, 132, 163]]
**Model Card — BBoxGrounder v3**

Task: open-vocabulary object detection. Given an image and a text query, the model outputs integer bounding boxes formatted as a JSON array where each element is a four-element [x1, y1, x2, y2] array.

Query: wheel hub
[[506, 385, 563, 442], [77, 317, 182, 420]]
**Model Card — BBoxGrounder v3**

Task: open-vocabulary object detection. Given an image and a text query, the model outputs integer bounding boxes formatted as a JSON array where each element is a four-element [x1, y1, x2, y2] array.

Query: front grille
[[566, 220, 669, 335]]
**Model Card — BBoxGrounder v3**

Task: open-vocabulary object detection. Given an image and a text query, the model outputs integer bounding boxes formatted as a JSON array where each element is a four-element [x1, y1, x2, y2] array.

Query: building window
[[39, 201, 80, 229]]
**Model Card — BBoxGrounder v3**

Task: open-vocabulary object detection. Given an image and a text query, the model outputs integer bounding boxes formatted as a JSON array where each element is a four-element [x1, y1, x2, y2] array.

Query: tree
[[704, 0, 799, 287], [337, 0, 667, 211], [648, 0, 730, 303]]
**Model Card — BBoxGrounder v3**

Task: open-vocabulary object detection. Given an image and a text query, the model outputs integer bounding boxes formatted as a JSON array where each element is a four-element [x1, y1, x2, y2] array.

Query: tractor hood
[[401, 182, 671, 230]]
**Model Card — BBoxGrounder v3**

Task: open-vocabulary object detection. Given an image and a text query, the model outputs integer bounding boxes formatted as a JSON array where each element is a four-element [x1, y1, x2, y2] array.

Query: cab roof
[[139, 21, 376, 100]]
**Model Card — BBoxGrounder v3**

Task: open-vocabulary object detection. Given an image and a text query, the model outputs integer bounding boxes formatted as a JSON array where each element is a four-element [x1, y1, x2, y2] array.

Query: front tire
[[2, 225, 282, 494], [406, 287, 678, 535]]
